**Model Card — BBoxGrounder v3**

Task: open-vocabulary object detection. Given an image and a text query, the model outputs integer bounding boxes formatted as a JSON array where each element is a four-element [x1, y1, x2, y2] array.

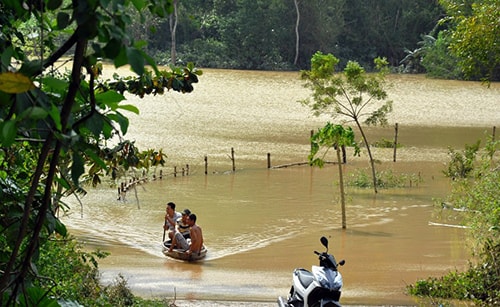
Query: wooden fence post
[[231, 147, 235, 172], [204, 156, 208, 175], [393, 123, 399, 162], [267, 153, 271, 168], [310, 130, 314, 151]]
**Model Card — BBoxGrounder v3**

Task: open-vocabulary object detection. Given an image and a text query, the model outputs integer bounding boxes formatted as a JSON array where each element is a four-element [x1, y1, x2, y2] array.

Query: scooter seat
[[294, 268, 315, 288]]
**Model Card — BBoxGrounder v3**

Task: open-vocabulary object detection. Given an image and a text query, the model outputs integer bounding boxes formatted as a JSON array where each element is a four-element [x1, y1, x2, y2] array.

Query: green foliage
[[442, 140, 480, 179], [121, 0, 442, 70], [346, 168, 372, 188], [0, 0, 201, 304], [420, 31, 463, 79], [309, 123, 359, 168], [301, 51, 393, 193], [177, 38, 239, 69], [99, 63, 202, 97], [347, 168, 423, 189], [35, 237, 107, 305], [408, 137, 500, 305], [301, 52, 393, 125], [337, 0, 443, 68], [309, 122, 359, 228], [371, 138, 400, 148], [34, 236, 169, 307], [438, 0, 500, 82], [408, 240, 499, 306], [448, 138, 499, 250], [408, 267, 489, 302]]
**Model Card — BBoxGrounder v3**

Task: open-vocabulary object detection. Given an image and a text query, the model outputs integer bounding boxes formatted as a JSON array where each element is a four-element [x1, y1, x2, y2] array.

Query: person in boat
[[164, 202, 182, 240], [169, 213, 204, 256], [176, 208, 191, 238]]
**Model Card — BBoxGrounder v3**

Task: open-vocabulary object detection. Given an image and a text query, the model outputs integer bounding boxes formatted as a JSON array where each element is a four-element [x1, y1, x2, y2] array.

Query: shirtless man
[[169, 213, 204, 256]]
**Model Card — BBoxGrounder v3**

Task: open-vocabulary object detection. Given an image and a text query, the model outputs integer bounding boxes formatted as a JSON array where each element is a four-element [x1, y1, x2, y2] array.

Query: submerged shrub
[[371, 138, 401, 148], [347, 168, 422, 188], [442, 141, 480, 179]]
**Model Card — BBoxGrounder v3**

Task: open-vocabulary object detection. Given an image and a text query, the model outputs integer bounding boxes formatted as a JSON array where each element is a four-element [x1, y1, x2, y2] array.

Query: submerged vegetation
[[407, 137, 500, 306], [346, 168, 422, 189]]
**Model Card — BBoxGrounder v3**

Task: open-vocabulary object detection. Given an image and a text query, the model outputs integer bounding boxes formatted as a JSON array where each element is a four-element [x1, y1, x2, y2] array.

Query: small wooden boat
[[162, 240, 207, 261]]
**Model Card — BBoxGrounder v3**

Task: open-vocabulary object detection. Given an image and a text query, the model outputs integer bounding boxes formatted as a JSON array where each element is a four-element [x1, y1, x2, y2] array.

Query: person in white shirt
[[163, 202, 182, 240]]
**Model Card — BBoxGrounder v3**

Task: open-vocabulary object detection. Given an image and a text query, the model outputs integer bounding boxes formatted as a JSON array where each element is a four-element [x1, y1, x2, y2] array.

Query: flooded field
[[62, 68, 499, 306]]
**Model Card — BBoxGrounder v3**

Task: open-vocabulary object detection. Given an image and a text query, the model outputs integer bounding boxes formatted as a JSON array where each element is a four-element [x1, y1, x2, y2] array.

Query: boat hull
[[162, 241, 207, 261]]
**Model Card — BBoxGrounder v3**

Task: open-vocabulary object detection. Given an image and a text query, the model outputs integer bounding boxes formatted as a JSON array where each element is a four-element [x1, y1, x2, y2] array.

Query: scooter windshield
[[312, 265, 343, 290]]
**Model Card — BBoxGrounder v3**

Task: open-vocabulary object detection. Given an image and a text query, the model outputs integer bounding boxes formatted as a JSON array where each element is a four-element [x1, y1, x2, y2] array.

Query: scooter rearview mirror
[[320, 236, 328, 249]]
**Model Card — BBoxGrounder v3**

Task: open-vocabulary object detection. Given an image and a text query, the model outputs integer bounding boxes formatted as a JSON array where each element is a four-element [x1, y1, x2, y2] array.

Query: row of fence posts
[[118, 124, 496, 199], [118, 165, 190, 200]]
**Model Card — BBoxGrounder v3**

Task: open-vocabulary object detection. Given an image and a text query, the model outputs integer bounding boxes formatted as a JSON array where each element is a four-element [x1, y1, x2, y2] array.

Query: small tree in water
[[309, 123, 359, 228], [301, 52, 393, 193]]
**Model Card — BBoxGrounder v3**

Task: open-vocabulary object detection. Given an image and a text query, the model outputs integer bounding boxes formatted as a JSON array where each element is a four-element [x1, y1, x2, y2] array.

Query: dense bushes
[[408, 240, 499, 306], [36, 236, 167, 306], [408, 138, 500, 306]]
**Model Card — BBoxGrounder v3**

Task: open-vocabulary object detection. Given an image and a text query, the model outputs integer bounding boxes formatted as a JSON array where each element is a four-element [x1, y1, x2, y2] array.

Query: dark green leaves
[[0, 120, 17, 147], [126, 47, 145, 75], [46, 0, 63, 10], [71, 152, 85, 186], [309, 122, 359, 167], [56, 12, 71, 29], [94, 90, 125, 106]]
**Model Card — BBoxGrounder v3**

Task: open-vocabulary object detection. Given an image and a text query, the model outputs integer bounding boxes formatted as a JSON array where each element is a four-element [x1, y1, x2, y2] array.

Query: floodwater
[[61, 68, 499, 306]]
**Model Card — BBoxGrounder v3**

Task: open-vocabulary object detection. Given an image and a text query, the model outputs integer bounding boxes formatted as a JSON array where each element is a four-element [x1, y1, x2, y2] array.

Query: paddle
[[162, 218, 167, 242]]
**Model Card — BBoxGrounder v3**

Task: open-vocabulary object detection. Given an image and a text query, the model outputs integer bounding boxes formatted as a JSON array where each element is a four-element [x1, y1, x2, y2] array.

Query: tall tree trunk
[[336, 145, 347, 228], [293, 0, 300, 65], [355, 120, 378, 193], [169, 0, 178, 65]]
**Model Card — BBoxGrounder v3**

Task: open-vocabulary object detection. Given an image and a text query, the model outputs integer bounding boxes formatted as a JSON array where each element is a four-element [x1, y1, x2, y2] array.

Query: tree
[[301, 51, 393, 193], [336, 0, 441, 68], [438, 0, 500, 82], [293, 0, 300, 66], [0, 0, 201, 304], [295, 0, 345, 68], [218, 0, 290, 70], [170, 0, 179, 64], [309, 123, 359, 228]]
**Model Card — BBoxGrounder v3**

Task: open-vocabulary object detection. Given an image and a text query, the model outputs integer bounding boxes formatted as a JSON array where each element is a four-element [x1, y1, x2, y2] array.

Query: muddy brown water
[[61, 69, 499, 306]]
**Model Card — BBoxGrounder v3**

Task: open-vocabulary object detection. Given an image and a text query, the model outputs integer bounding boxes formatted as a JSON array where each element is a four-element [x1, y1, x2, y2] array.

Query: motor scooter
[[277, 236, 345, 307]]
